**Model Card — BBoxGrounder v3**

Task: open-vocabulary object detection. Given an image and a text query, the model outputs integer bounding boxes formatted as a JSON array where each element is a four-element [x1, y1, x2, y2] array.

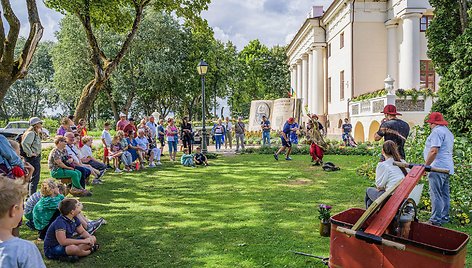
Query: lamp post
[[197, 60, 209, 154]]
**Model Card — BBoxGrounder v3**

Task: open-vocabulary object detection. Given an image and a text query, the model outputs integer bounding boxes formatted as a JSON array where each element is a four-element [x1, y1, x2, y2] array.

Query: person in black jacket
[[180, 117, 193, 154]]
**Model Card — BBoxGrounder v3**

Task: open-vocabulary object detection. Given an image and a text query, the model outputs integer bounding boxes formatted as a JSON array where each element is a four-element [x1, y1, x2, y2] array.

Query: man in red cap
[[423, 112, 454, 226], [274, 117, 294, 161], [374, 104, 410, 159]]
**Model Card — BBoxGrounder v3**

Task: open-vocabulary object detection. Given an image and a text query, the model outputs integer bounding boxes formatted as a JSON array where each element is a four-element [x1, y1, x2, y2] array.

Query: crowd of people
[[0, 105, 455, 266]]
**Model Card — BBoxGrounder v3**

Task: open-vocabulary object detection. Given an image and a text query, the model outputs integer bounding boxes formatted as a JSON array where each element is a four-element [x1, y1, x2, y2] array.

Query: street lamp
[[197, 60, 209, 154]]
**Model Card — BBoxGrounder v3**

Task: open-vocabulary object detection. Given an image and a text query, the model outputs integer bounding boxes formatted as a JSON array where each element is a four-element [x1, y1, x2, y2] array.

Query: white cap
[[29, 117, 43, 126], [119, 112, 126, 117]]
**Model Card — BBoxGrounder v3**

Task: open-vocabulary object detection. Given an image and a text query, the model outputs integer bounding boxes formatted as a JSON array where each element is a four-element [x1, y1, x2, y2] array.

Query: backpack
[[16, 133, 27, 157], [322, 162, 340, 172]]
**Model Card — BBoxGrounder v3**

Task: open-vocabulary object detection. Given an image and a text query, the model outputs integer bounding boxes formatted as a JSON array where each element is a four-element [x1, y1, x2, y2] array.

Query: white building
[[287, 2, 437, 141]]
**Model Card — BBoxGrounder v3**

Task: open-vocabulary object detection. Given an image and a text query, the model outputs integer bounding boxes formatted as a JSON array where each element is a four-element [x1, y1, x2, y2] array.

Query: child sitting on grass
[[193, 147, 209, 166], [180, 148, 194, 167], [43, 198, 99, 263], [25, 182, 104, 235], [33, 179, 65, 240], [0, 175, 46, 267]]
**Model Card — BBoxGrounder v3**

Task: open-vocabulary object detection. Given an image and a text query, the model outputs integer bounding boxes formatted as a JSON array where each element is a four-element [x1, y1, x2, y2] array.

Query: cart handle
[[393, 162, 449, 174], [336, 226, 406, 251]]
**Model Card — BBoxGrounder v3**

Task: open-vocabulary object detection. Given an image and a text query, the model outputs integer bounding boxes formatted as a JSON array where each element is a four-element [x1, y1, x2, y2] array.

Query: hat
[[128, 118, 134, 121], [29, 117, 42, 126], [426, 112, 448, 126], [382, 104, 402, 115], [288, 117, 295, 123], [119, 112, 126, 117]]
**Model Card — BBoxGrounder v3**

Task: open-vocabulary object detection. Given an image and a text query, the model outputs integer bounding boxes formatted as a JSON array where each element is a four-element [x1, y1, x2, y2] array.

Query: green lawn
[[21, 154, 471, 267]]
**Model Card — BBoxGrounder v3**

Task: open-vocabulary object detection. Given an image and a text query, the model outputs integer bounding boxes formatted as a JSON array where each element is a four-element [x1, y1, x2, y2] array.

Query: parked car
[[0, 120, 50, 140]]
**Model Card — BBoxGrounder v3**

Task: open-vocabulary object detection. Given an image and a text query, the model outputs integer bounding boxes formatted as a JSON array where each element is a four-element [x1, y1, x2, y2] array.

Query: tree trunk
[[74, 78, 106, 121], [0, 77, 14, 103], [458, 0, 469, 32], [104, 82, 119, 122]]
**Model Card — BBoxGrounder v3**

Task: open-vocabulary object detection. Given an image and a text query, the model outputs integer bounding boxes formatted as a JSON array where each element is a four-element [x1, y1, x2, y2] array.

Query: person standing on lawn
[[261, 115, 271, 146], [234, 117, 246, 152], [341, 118, 353, 146], [374, 105, 410, 160], [101, 122, 113, 168], [224, 117, 233, 150], [180, 117, 193, 153], [157, 119, 166, 155], [21, 117, 43, 195], [423, 112, 454, 226], [307, 114, 328, 166], [274, 118, 294, 161]]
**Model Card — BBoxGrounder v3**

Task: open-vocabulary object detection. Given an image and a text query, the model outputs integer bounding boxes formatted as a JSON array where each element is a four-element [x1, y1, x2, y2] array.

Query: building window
[[328, 77, 332, 103], [340, 71, 345, 100], [420, 60, 435, 90], [340, 32, 344, 49], [328, 43, 331, 57], [420, 16, 433, 32]]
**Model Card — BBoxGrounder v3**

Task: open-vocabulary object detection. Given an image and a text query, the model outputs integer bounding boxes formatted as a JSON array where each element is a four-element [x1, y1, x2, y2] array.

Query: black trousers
[[74, 166, 90, 188], [183, 137, 192, 153], [25, 155, 41, 195]]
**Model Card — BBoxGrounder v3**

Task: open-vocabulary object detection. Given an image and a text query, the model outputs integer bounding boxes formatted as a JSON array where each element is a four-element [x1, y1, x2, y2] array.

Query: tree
[[45, 0, 210, 122], [0, 0, 43, 103], [427, 0, 472, 134], [2, 39, 56, 119]]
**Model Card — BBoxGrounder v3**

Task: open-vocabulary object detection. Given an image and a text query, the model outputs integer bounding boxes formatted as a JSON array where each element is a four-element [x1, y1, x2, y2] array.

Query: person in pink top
[[165, 118, 179, 162], [116, 112, 129, 131]]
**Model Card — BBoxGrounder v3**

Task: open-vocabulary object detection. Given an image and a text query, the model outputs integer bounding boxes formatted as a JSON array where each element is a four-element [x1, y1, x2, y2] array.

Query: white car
[[0, 120, 49, 139]]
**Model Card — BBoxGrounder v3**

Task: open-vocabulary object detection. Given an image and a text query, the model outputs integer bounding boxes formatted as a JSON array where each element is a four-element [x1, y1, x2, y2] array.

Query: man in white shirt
[[64, 132, 100, 185]]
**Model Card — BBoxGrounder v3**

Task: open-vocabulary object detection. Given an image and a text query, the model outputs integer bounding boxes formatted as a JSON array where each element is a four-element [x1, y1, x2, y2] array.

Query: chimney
[[309, 6, 324, 18]]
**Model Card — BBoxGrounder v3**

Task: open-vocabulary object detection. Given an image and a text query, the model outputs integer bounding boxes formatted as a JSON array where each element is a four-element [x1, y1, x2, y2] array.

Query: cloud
[[203, 0, 333, 50]]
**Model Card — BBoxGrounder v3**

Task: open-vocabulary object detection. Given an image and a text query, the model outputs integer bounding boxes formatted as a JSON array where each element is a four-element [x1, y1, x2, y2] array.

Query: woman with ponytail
[[365, 140, 408, 208]]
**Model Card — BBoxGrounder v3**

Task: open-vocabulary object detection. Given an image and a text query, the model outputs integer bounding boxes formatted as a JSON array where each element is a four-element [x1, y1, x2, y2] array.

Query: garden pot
[[320, 220, 331, 237]]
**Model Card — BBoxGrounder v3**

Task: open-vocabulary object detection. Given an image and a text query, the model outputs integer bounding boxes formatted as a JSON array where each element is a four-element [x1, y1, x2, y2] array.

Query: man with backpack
[[20, 117, 43, 195]]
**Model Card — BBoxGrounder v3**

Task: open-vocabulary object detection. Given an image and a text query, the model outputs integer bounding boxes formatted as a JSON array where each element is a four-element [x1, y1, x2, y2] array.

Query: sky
[[11, 0, 332, 50]]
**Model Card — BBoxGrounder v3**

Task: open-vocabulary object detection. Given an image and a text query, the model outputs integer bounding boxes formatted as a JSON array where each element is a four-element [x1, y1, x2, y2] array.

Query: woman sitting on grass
[[365, 141, 407, 208]]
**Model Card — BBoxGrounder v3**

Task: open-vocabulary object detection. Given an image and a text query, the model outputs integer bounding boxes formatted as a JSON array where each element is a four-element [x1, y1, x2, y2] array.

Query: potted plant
[[318, 204, 332, 237]]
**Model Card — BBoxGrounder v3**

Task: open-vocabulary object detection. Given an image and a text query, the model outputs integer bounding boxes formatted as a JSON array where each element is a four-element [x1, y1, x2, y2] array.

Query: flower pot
[[319, 220, 331, 237]]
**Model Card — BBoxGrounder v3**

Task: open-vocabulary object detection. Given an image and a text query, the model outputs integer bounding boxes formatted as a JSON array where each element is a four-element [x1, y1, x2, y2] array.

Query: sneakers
[[98, 169, 106, 179], [156, 161, 162, 165], [115, 168, 122, 173], [149, 162, 156, 168], [273, 153, 279, 161], [92, 178, 103, 185], [285, 157, 292, 161], [87, 218, 105, 235]]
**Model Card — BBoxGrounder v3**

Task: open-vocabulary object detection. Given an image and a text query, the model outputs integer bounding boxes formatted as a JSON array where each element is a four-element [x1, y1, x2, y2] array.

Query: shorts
[[104, 147, 109, 157], [45, 245, 68, 259], [168, 140, 178, 153], [159, 137, 165, 147], [281, 138, 292, 148]]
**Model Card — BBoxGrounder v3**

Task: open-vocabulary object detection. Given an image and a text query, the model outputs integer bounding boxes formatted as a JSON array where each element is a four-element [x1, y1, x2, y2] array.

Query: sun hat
[[382, 104, 402, 115], [29, 117, 43, 126], [426, 112, 448, 126], [119, 112, 126, 117]]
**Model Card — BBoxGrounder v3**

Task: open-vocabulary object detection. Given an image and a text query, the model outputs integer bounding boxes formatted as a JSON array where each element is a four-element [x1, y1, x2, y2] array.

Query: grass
[[21, 154, 471, 267]]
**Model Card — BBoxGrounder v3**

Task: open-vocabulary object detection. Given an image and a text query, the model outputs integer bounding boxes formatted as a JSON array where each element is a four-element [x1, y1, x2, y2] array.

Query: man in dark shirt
[[123, 118, 137, 138], [341, 118, 352, 146], [374, 104, 410, 159]]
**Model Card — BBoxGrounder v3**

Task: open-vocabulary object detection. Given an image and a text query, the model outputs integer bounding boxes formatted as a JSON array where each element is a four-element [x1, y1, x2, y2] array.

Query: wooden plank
[[352, 179, 403, 231], [365, 165, 425, 236]]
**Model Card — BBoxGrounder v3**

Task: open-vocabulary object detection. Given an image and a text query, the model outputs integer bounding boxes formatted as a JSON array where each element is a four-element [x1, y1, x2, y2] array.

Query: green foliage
[[242, 142, 379, 156], [1, 39, 57, 119], [351, 89, 386, 102], [427, 0, 472, 134]]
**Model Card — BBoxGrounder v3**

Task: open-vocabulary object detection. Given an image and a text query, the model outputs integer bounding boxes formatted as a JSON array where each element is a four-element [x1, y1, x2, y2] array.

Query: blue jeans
[[262, 131, 271, 146], [215, 135, 223, 150], [429, 172, 450, 225], [168, 140, 178, 153], [45, 244, 67, 259]]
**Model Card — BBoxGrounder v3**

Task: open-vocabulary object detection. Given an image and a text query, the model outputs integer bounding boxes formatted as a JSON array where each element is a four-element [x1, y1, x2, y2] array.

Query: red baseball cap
[[426, 112, 448, 126], [382, 104, 401, 115], [288, 117, 295, 123]]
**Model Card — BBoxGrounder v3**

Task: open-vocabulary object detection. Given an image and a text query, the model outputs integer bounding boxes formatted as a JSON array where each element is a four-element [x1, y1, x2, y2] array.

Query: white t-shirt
[[80, 144, 93, 158], [375, 158, 406, 191], [135, 136, 149, 151], [101, 130, 112, 147], [66, 144, 81, 163]]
